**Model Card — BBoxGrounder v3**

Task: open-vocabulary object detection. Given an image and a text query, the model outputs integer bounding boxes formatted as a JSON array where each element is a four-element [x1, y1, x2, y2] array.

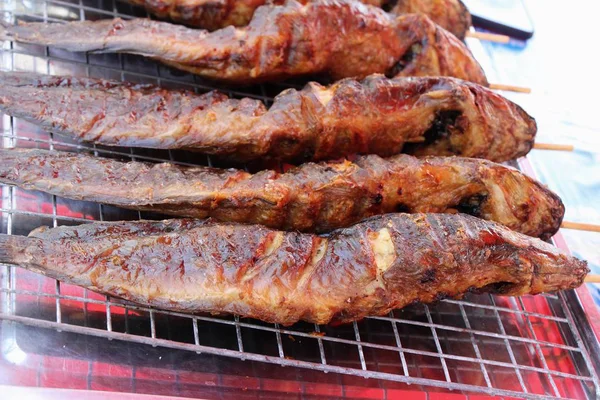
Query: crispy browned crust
[[125, 0, 277, 31], [0, 215, 588, 325], [0, 0, 487, 84], [390, 0, 471, 39], [0, 72, 532, 162], [124, 0, 468, 39], [125, 0, 386, 31], [0, 148, 563, 239]]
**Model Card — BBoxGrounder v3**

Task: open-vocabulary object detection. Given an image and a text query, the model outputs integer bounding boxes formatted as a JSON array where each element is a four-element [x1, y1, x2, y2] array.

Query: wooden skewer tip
[[584, 274, 600, 284], [466, 31, 511, 44], [561, 221, 600, 233], [533, 143, 575, 152], [489, 83, 532, 94]]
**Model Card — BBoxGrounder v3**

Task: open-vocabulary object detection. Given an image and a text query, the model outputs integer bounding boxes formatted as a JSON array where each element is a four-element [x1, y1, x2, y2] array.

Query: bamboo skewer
[[522, 146, 600, 234], [465, 32, 528, 93], [584, 275, 600, 284], [466, 31, 510, 43], [561, 221, 600, 233], [489, 83, 532, 94], [465, 32, 526, 93], [533, 143, 575, 151]]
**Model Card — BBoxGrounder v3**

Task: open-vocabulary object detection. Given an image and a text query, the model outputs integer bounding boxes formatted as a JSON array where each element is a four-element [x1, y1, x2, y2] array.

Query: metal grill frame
[[1, 1, 600, 398]]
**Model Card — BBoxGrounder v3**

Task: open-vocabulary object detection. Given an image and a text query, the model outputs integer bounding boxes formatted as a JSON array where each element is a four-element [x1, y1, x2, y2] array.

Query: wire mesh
[[0, 1, 599, 398]]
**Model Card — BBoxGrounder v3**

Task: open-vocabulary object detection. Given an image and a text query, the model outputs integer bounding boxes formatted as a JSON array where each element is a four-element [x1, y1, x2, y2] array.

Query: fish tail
[[0, 21, 12, 41], [0, 234, 30, 264]]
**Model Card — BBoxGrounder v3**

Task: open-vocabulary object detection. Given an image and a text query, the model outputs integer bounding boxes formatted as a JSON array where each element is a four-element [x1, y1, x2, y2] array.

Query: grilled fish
[[389, 0, 470, 40], [0, 0, 487, 84], [0, 148, 563, 239], [0, 72, 534, 162], [124, 0, 471, 40], [0, 214, 588, 325]]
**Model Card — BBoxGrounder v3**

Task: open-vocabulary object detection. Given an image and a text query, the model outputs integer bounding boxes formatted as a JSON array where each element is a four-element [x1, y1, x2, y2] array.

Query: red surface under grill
[[0, 1, 599, 399]]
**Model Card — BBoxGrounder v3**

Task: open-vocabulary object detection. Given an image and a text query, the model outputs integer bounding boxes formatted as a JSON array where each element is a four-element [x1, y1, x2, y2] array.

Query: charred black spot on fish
[[420, 268, 436, 284], [270, 137, 300, 158], [456, 193, 488, 218], [423, 110, 462, 145], [160, 226, 175, 233], [302, 145, 316, 161], [381, 0, 398, 12], [373, 193, 383, 204], [434, 291, 449, 302], [385, 42, 424, 78], [408, 298, 422, 307], [395, 203, 410, 213], [479, 281, 519, 295]]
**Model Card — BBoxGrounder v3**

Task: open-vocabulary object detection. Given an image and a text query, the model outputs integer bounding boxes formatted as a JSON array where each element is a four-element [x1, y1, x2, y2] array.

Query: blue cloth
[[470, 0, 600, 305]]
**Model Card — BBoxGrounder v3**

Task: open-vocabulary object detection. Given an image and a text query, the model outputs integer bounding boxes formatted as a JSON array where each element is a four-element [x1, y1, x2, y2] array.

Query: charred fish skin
[[124, 0, 469, 40], [0, 214, 588, 325], [125, 0, 385, 31], [0, 148, 563, 239], [124, 0, 283, 31], [390, 0, 471, 40], [0, 0, 487, 84], [0, 72, 534, 162]]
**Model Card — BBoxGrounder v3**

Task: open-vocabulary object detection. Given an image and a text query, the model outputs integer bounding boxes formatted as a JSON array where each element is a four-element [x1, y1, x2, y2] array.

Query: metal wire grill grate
[[1, 1, 599, 398]]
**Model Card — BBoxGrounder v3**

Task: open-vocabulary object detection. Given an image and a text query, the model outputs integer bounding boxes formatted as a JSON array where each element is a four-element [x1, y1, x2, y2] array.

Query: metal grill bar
[[0, 44, 290, 100], [424, 305, 451, 382], [149, 309, 157, 340], [82, 288, 89, 328], [443, 299, 570, 323], [192, 318, 200, 347], [0, 312, 581, 400], [557, 291, 600, 395], [0, 134, 201, 167], [517, 298, 562, 397], [1, 191, 15, 317], [353, 321, 367, 371], [0, 207, 92, 224], [54, 281, 61, 324], [370, 315, 580, 352], [459, 303, 492, 388], [234, 315, 244, 353], [4, 177, 15, 317], [389, 312, 409, 377], [313, 324, 327, 365], [124, 307, 129, 334], [0, 285, 594, 382], [106, 296, 113, 333], [490, 295, 529, 393], [274, 323, 285, 359], [1, 2, 599, 398], [0, 274, 580, 355], [49, 0, 139, 20]]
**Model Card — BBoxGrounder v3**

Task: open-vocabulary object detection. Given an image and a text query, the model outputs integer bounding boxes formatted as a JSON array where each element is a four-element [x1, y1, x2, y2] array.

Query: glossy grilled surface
[[0, 214, 588, 325], [0, 72, 533, 162], [124, 0, 470, 40], [0, 149, 563, 239], [125, 0, 291, 31], [389, 0, 470, 40], [0, 0, 487, 84]]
